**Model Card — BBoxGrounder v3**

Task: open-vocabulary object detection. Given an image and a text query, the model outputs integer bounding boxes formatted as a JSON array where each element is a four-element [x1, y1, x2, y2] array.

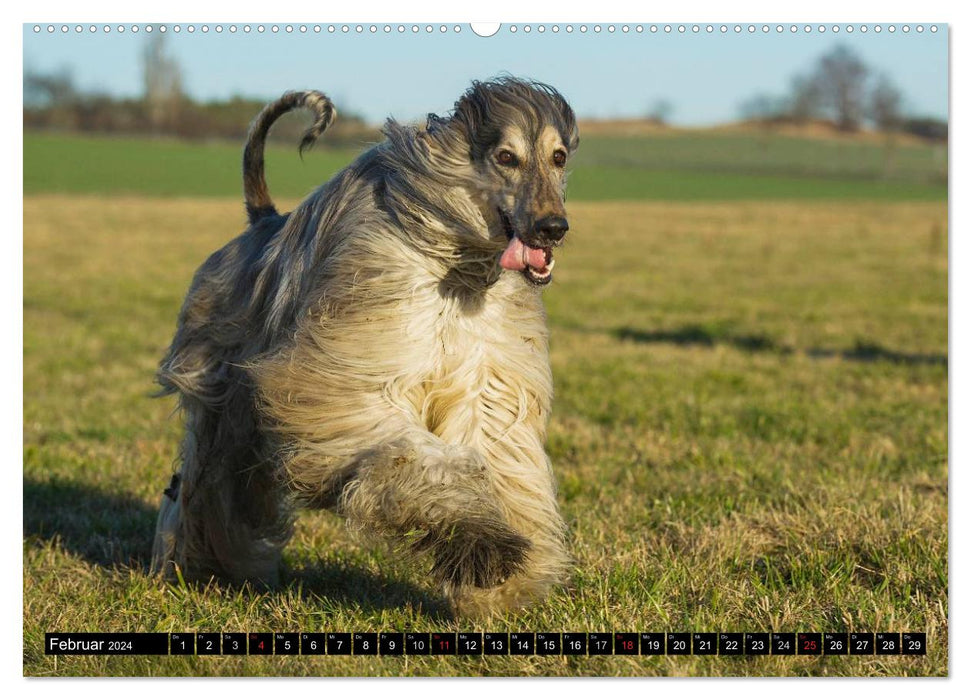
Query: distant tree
[[738, 93, 786, 123], [813, 45, 869, 131], [868, 74, 903, 132], [24, 67, 76, 109], [788, 73, 824, 124], [143, 34, 183, 131], [647, 99, 673, 126]]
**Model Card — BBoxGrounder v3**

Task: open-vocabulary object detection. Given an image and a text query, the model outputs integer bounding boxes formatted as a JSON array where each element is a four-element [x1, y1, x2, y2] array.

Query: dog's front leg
[[333, 432, 531, 591]]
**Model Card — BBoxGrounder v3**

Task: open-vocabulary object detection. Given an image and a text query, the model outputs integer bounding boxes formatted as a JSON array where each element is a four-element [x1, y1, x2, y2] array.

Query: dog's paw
[[428, 517, 531, 589]]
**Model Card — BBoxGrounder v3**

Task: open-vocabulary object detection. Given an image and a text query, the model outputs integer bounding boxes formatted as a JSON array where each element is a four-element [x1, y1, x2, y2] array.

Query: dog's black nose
[[533, 216, 569, 242]]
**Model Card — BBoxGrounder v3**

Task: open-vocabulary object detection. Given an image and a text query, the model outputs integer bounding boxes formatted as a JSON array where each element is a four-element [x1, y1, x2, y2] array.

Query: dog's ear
[[422, 108, 475, 168], [451, 82, 485, 138], [547, 89, 579, 153], [450, 82, 502, 161], [565, 120, 580, 153]]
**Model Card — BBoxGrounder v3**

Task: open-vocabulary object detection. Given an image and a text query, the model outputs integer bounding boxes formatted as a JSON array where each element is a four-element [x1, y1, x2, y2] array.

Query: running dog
[[151, 78, 579, 615]]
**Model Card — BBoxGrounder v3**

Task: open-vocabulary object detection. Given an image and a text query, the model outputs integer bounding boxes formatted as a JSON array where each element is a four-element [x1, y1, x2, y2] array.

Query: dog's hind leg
[[151, 397, 293, 587], [151, 472, 183, 578]]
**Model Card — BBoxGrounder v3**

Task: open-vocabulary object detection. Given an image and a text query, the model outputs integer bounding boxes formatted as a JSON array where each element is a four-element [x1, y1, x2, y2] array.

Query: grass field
[[23, 185, 947, 674], [24, 130, 947, 202]]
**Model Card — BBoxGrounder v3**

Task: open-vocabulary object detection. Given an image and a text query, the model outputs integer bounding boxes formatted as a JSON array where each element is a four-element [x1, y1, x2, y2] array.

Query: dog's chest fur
[[401, 275, 553, 450]]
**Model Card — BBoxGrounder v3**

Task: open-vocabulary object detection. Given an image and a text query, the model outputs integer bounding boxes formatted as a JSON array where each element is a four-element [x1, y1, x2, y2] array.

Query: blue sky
[[22, 23, 948, 126]]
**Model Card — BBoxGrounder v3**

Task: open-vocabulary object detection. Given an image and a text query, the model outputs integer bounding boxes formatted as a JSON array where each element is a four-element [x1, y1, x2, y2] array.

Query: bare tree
[[813, 45, 869, 132], [788, 74, 824, 124], [143, 33, 183, 131], [869, 74, 903, 132]]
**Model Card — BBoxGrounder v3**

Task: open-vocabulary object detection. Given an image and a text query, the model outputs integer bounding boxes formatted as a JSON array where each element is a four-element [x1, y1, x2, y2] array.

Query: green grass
[[23, 132, 362, 200], [565, 166, 946, 201], [23, 195, 947, 676], [576, 131, 947, 182], [23, 130, 948, 201]]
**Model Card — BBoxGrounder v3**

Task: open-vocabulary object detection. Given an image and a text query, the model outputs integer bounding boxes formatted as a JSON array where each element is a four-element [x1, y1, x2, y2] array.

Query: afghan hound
[[151, 78, 579, 615]]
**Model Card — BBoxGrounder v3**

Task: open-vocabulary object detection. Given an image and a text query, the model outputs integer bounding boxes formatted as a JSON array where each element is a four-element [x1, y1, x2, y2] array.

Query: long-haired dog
[[151, 78, 579, 615]]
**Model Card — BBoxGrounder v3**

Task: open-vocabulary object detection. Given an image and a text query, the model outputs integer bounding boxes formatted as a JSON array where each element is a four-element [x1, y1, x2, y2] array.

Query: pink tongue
[[499, 237, 548, 271]]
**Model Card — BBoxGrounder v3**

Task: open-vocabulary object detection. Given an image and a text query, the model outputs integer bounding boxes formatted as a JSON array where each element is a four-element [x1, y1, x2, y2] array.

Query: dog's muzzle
[[498, 210, 567, 286], [533, 215, 569, 244]]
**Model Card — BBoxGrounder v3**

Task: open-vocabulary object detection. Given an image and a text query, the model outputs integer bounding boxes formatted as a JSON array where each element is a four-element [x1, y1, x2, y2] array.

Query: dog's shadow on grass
[[23, 476, 156, 571], [613, 324, 782, 353], [285, 559, 454, 621], [610, 324, 947, 367], [23, 476, 453, 618]]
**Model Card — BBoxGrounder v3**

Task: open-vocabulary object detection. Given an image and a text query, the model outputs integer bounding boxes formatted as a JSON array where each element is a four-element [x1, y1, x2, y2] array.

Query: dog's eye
[[552, 150, 567, 168], [496, 150, 518, 167]]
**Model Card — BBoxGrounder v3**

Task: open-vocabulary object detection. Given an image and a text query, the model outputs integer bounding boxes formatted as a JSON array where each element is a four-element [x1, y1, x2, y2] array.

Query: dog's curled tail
[[243, 90, 337, 224]]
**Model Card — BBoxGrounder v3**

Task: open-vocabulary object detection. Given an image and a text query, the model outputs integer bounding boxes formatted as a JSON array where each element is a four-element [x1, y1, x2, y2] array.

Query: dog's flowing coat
[[151, 79, 579, 614]]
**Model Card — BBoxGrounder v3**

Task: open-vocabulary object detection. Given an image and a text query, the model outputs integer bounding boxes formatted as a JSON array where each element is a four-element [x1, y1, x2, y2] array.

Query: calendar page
[[22, 11, 948, 680]]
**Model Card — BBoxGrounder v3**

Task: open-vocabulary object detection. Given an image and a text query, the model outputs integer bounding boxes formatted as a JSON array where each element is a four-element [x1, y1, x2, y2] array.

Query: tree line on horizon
[[25, 38, 946, 145], [24, 35, 380, 146], [737, 45, 947, 142]]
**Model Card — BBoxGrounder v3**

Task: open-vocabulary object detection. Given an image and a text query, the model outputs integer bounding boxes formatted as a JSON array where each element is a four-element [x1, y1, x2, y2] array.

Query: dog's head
[[442, 78, 579, 286]]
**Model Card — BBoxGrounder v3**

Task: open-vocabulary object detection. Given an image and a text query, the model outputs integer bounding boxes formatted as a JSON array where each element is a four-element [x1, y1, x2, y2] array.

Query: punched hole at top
[[471, 23, 500, 37]]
